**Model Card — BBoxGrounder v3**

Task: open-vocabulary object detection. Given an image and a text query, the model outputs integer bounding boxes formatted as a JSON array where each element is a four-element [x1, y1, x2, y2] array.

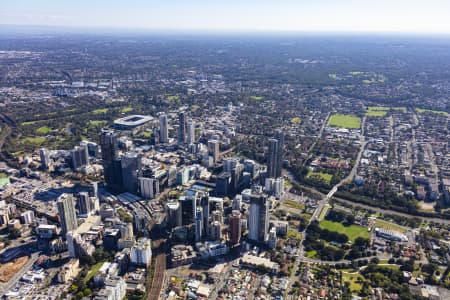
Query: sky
[[1, 0, 450, 33]]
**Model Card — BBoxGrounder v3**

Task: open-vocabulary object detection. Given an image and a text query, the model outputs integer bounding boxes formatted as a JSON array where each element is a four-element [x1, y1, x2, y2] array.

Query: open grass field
[[92, 108, 109, 114], [249, 95, 264, 101], [167, 95, 180, 102], [366, 110, 387, 117], [290, 117, 301, 124], [36, 126, 52, 134], [306, 171, 333, 184], [120, 106, 134, 113], [23, 136, 46, 145], [341, 271, 363, 292], [88, 120, 108, 126], [306, 250, 317, 258], [415, 108, 449, 117], [374, 219, 408, 233], [319, 220, 370, 242], [328, 114, 361, 129], [83, 262, 104, 284], [284, 200, 305, 210], [287, 230, 303, 241]]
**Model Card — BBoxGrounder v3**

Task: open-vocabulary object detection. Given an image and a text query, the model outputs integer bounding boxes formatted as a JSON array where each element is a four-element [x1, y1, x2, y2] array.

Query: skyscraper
[[159, 113, 169, 143], [100, 129, 121, 187], [248, 194, 269, 243], [208, 140, 220, 163], [77, 192, 92, 216], [71, 145, 89, 170], [166, 201, 182, 229], [57, 193, 78, 236], [40, 148, 50, 170], [186, 119, 195, 144], [230, 210, 241, 245], [267, 130, 284, 178], [121, 152, 142, 193], [195, 208, 203, 241], [178, 112, 187, 144], [139, 177, 159, 199]]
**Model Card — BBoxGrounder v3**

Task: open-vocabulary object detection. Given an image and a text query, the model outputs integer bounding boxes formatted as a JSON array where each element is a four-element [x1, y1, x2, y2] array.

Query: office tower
[[210, 221, 221, 241], [275, 130, 284, 177], [77, 192, 92, 215], [100, 129, 120, 186], [71, 145, 89, 170], [268, 227, 277, 249], [121, 152, 142, 193], [179, 196, 195, 225], [167, 201, 182, 229], [57, 193, 78, 236], [159, 113, 169, 143], [200, 195, 209, 237], [267, 130, 284, 178], [195, 208, 203, 242], [223, 158, 238, 173], [167, 166, 177, 187], [211, 210, 223, 224], [232, 195, 242, 211], [90, 181, 99, 199], [248, 194, 269, 243], [186, 119, 195, 144], [230, 210, 241, 245], [215, 172, 231, 197], [139, 177, 159, 199], [130, 238, 152, 267], [208, 140, 220, 163], [178, 112, 187, 144], [40, 148, 50, 170]]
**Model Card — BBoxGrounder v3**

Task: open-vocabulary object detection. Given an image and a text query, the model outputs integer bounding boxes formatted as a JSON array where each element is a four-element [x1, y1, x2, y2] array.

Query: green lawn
[[317, 204, 330, 221], [88, 120, 108, 126], [328, 73, 337, 79], [306, 250, 317, 258], [366, 110, 387, 117], [342, 272, 363, 292], [36, 126, 52, 134], [415, 108, 449, 117], [92, 108, 109, 114], [374, 219, 408, 233], [83, 262, 104, 284], [290, 117, 301, 124], [349, 71, 364, 75], [319, 220, 370, 242], [306, 171, 333, 184], [249, 95, 264, 101], [328, 114, 361, 129], [287, 230, 303, 240], [167, 95, 180, 102], [284, 200, 305, 210], [21, 120, 40, 126], [23, 136, 46, 145], [120, 106, 134, 113]]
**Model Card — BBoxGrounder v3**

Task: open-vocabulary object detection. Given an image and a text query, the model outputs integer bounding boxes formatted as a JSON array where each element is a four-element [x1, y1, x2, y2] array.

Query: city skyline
[[1, 0, 450, 34]]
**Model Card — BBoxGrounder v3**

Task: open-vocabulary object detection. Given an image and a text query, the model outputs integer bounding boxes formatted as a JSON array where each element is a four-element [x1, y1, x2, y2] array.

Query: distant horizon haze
[[1, 0, 450, 34]]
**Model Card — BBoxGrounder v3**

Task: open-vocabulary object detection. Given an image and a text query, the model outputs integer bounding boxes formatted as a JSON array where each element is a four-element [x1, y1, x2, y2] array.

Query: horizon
[[1, 0, 450, 35]]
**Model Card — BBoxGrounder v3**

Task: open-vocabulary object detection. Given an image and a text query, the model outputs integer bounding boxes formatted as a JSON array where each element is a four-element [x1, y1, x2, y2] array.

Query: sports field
[[319, 220, 370, 242], [306, 171, 333, 184], [328, 114, 361, 129]]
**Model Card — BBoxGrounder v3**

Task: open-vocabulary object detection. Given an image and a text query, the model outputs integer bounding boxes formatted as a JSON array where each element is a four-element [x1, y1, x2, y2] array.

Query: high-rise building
[[77, 192, 92, 215], [186, 119, 195, 144], [232, 195, 242, 211], [200, 195, 209, 237], [139, 177, 159, 199], [178, 112, 187, 144], [159, 113, 169, 143], [210, 221, 221, 241], [57, 193, 78, 236], [208, 140, 220, 163], [230, 210, 241, 245], [268, 227, 277, 249], [215, 172, 231, 197], [100, 129, 121, 187], [121, 152, 142, 193], [195, 208, 203, 241], [166, 201, 182, 229], [39, 148, 50, 170], [130, 238, 152, 267], [20, 210, 35, 224], [71, 145, 89, 170], [248, 194, 269, 243], [267, 130, 284, 178]]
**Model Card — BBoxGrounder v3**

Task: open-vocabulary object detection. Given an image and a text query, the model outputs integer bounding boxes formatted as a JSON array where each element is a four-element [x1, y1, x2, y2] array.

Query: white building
[[130, 238, 152, 267], [139, 177, 159, 199]]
